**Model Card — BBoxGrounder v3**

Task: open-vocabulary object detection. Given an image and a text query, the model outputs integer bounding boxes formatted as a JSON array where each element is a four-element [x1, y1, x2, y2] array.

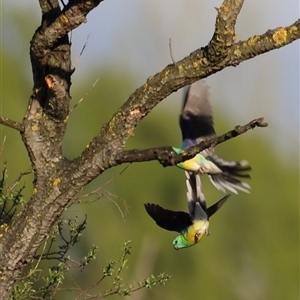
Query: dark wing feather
[[180, 81, 215, 151], [144, 203, 192, 233], [207, 195, 230, 218], [180, 81, 251, 194]]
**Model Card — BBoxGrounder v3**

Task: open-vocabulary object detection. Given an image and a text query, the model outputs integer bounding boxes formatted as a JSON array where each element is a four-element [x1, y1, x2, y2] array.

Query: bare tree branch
[[70, 2, 298, 182], [208, 0, 244, 62], [32, 0, 104, 59], [228, 19, 300, 66], [0, 117, 24, 132], [115, 117, 268, 166]]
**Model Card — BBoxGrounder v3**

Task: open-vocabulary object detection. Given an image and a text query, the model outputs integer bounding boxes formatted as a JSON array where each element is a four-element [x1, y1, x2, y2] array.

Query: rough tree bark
[[0, 0, 299, 298]]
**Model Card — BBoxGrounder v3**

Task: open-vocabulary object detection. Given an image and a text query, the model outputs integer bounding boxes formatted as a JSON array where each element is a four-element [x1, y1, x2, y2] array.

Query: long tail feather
[[208, 174, 250, 194], [207, 155, 251, 194], [185, 171, 207, 221], [209, 155, 251, 177]]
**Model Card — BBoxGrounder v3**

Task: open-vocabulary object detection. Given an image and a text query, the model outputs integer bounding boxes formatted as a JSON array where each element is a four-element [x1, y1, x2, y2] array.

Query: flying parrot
[[145, 171, 230, 249], [173, 80, 251, 194]]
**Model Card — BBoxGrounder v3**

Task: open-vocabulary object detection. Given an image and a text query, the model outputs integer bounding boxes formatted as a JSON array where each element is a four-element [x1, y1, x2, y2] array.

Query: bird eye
[[174, 240, 178, 244], [194, 231, 201, 243]]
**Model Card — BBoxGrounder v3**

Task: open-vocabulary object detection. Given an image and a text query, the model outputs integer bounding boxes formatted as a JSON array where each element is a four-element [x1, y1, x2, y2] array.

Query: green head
[[172, 221, 209, 250], [172, 231, 207, 250], [172, 235, 194, 250]]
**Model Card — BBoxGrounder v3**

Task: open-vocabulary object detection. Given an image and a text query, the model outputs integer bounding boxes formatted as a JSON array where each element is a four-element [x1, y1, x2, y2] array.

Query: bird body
[[144, 80, 248, 249], [173, 147, 222, 175], [177, 81, 251, 194], [145, 171, 230, 250]]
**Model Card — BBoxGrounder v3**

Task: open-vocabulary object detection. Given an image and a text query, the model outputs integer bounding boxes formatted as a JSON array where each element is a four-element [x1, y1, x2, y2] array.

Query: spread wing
[[144, 203, 192, 233], [207, 195, 231, 218], [180, 81, 215, 157], [179, 81, 251, 194]]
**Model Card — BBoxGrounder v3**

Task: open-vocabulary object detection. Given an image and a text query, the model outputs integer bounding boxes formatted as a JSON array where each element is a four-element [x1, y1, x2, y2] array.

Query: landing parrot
[[175, 81, 251, 194], [145, 171, 230, 250]]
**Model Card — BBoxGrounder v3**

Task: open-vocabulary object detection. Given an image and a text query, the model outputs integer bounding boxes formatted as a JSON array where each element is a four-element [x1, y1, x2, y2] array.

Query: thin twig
[[73, 33, 91, 68], [18, 234, 50, 280], [70, 77, 99, 114], [6, 168, 32, 195], [74, 166, 128, 201], [0, 136, 6, 156], [73, 166, 130, 221], [168, 38, 176, 63], [0, 116, 24, 132]]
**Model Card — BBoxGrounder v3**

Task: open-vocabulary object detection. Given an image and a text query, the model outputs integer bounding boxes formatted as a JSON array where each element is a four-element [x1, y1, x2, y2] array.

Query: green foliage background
[[1, 5, 299, 300]]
